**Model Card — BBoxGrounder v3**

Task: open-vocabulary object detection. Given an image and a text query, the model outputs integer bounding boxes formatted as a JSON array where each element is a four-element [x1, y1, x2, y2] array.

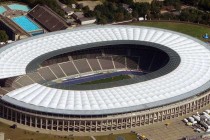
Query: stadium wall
[[0, 89, 209, 134]]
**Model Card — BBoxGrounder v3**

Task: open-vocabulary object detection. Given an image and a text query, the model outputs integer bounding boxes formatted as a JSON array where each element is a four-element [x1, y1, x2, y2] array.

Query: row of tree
[[82, 0, 210, 24], [181, 0, 210, 11]]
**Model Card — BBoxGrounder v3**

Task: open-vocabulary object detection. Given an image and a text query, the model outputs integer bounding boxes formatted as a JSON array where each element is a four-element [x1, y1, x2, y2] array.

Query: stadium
[[0, 25, 210, 133]]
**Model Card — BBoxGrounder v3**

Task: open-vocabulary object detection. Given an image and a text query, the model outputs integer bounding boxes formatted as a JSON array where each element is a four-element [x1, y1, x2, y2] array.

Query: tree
[[94, 2, 130, 24], [98, 16, 108, 24], [174, 2, 181, 11], [181, 0, 199, 6], [151, 0, 161, 16], [199, 0, 210, 11], [180, 8, 204, 23], [84, 10, 95, 18], [115, 12, 124, 21], [132, 10, 139, 18], [131, 2, 150, 17], [107, 0, 134, 5], [82, 6, 90, 13], [59, 0, 76, 5], [0, 30, 8, 42]]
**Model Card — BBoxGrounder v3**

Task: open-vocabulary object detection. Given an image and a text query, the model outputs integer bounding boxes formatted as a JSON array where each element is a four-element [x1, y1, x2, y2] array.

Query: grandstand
[[0, 44, 169, 91], [0, 25, 210, 134], [28, 5, 68, 32]]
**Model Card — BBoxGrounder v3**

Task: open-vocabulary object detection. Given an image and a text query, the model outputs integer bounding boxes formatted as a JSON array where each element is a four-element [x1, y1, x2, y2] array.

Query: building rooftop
[[0, 15, 30, 36], [28, 5, 68, 32]]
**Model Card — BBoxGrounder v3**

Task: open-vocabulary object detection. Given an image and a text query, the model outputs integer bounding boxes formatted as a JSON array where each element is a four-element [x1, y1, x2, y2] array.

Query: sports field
[[79, 75, 131, 85], [130, 21, 210, 41]]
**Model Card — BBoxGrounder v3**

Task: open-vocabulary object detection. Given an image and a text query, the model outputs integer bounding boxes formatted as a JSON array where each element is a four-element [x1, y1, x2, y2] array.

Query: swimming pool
[[12, 16, 41, 32], [8, 4, 30, 12], [0, 6, 6, 14]]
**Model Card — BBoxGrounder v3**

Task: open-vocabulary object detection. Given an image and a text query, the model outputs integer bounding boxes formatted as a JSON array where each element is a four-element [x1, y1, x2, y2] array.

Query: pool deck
[[3, 5, 10, 11], [3, 10, 26, 18], [11, 16, 43, 35], [0, 14, 30, 36], [0, 3, 29, 18]]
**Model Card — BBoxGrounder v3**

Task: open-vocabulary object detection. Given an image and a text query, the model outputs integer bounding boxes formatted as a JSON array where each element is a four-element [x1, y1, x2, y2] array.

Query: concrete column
[[25, 115, 27, 125], [67, 121, 70, 132], [95, 121, 98, 132], [20, 113, 22, 124], [6, 108, 8, 119], [139, 115, 141, 126], [100, 121, 102, 132], [40, 118, 42, 129], [73, 121, 75, 132], [46, 119, 48, 129], [56, 120, 59, 131], [9, 109, 12, 121], [30, 116, 32, 127], [35, 117, 37, 128], [62, 120, 65, 131], [14, 112, 17, 122], [51, 120, 53, 130], [2, 106, 5, 118]]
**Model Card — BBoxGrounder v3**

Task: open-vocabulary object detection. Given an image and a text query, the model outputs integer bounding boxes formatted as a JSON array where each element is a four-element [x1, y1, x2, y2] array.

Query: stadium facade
[[0, 25, 210, 133]]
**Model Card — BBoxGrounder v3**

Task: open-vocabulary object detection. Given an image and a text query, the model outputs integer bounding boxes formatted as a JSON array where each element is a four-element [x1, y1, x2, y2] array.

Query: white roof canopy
[[1, 25, 210, 115]]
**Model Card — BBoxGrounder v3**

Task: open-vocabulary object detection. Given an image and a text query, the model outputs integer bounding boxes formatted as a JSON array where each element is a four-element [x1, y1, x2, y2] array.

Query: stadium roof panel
[[1, 25, 210, 115]]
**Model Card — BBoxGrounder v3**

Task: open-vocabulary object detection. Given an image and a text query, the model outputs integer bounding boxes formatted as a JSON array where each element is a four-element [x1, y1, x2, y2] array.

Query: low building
[[72, 12, 84, 20], [72, 12, 96, 25], [56, 0, 74, 16], [56, 0, 67, 9], [0, 15, 29, 41], [79, 17, 96, 25], [63, 7, 74, 16]]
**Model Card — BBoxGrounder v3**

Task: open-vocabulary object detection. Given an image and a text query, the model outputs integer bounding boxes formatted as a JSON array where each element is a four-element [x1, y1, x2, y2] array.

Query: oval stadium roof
[[1, 25, 210, 115]]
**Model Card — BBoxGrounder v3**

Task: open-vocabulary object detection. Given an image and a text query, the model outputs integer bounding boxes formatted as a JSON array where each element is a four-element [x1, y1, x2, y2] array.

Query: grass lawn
[[129, 21, 210, 41], [79, 75, 131, 85]]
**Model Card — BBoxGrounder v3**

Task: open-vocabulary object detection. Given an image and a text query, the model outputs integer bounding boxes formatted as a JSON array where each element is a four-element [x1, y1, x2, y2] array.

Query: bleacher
[[0, 87, 15, 95], [126, 57, 139, 70], [5, 77, 17, 87], [38, 67, 57, 81], [0, 45, 170, 95], [71, 49, 102, 60], [59, 61, 79, 76], [73, 59, 92, 73], [104, 47, 127, 56], [149, 51, 169, 71], [98, 56, 114, 70], [28, 5, 68, 32], [49, 64, 66, 78], [86, 58, 102, 71], [27, 72, 45, 83], [15, 75, 35, 86], [138, 52, 154, 71], [112, 56, 126, 69]]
